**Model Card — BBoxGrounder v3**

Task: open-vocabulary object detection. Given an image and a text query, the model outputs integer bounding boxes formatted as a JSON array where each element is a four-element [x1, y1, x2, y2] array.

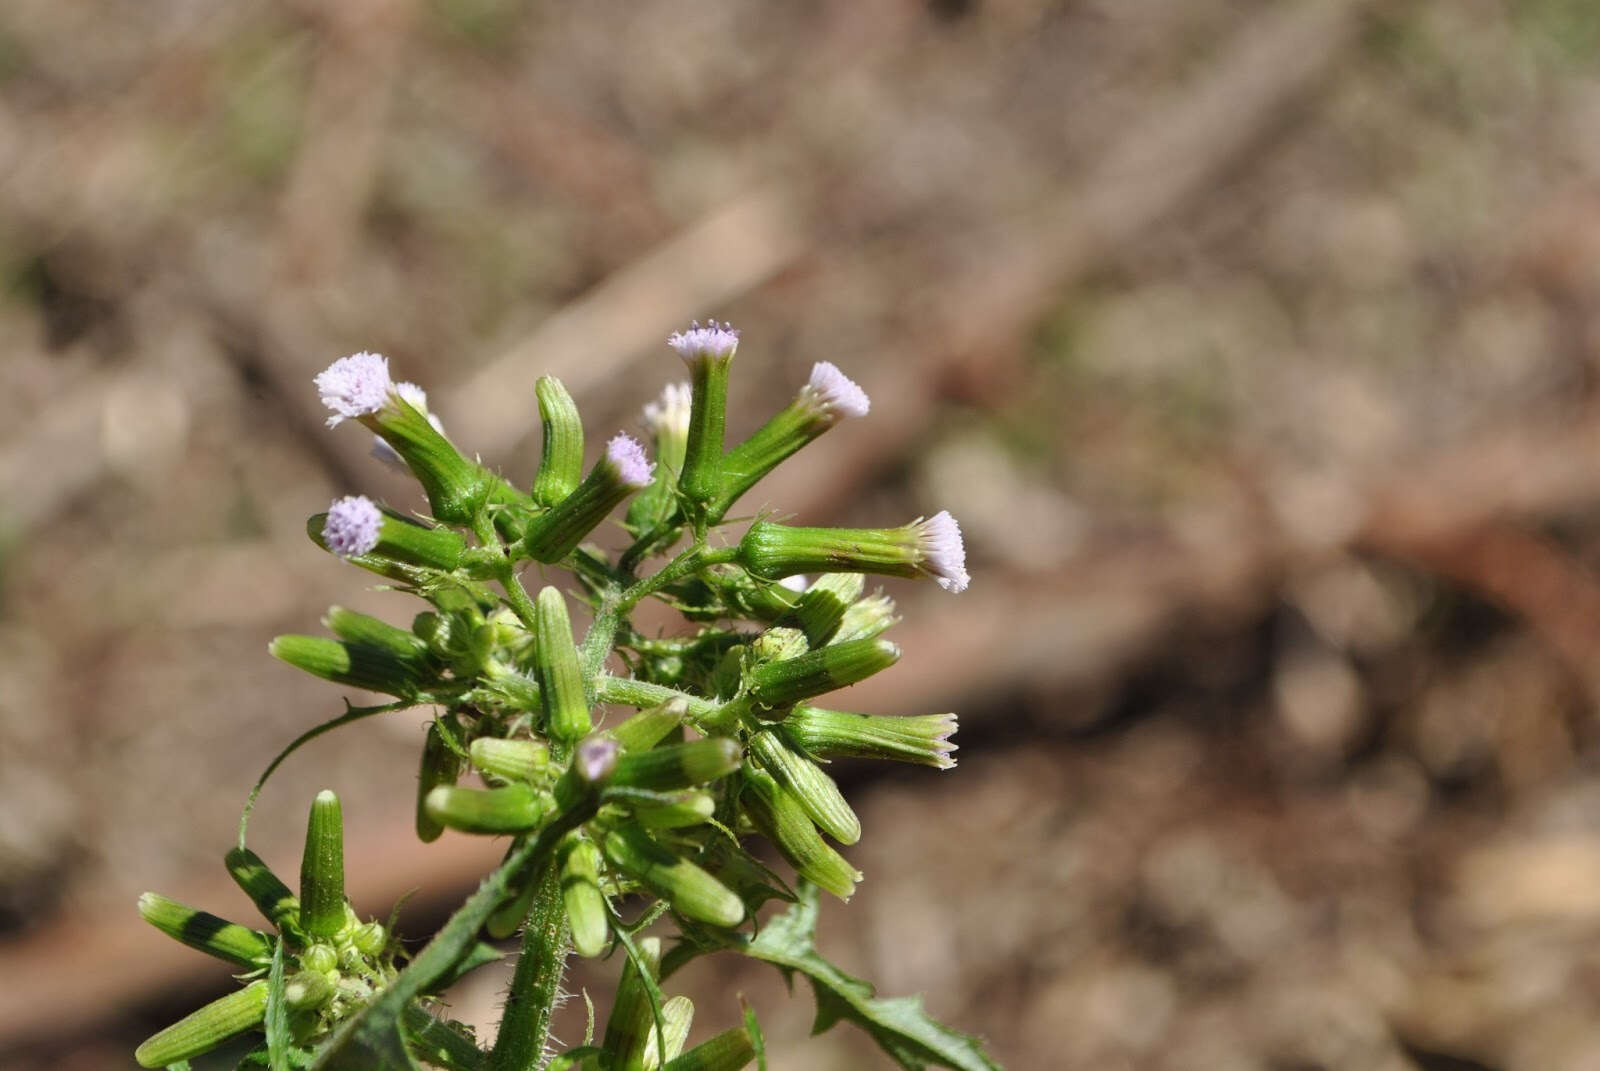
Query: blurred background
[[7, 0, 1600, 1068]]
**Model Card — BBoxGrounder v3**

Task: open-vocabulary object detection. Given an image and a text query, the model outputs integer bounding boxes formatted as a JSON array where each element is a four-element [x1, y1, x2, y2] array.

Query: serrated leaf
[[737, 884, 1001, 1071]]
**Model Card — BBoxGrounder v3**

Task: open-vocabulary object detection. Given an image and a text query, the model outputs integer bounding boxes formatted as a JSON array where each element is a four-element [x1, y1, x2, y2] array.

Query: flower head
[[642, 381, 693, 439], [667, 320, 740, 366], [575, 736, 620, 784], [322, 496, 382, 557], [315, 352, 393, 427], [800, 361, 870, 421], [606, 433, 655, 489], [916, 511, 969, 593]]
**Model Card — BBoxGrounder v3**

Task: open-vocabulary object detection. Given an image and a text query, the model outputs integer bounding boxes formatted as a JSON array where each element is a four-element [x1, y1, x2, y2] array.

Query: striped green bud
[[324, 607, 430, 666], [559, 835, 610, 958], [135, 979, 268, 1068], [741, 769, 860, 901], [610, 698, 689, 752], [487, 853, 539, 941], [301, 943, 338, 973], [660, 1026, 757, 1071], [535, 586, 592, 742], [830, 592, 898, 644], [365, 388, 493, 525], [784, 707, 957, 770], [533, 375, 585, 507], [736, 514, 968, 594], [137, 892, 272, 967], [416, 721, 462, 843], [351, 920, 386, 956], [602, 936, 661, 1070], [224, 847, 299, 934], [642, 995, 695, 1068], [268, 634, 421, 699], [520, 435, 653, 563], [424, 783, 549, 835], [748, 730, 860, 845], [746, 637, 899, 710], [283, 968, 335, 1010], [470, 736, 550, 784], [602, 824, 745, 928], [633, 789, 717, 830], [668, 321, 739, 512], [299, 790, 346, 939], [611, 738, 742, 792], [311, 506, 468, 571], [787, 573, 865, 646], [306, 513, 417, 583]]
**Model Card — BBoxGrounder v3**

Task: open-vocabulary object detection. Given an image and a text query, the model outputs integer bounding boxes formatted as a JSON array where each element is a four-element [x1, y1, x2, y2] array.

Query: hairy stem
[[488, 865, 569, 1071]]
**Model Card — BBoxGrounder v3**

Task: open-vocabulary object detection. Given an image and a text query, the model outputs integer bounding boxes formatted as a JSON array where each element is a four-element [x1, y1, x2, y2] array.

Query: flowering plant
[[134, 324, 997, 1070]]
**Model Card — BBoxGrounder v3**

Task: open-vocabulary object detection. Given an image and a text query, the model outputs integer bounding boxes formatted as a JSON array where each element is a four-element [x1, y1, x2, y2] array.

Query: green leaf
[[736, 884, 1000, 1071], [266, 939, 291, 1071]]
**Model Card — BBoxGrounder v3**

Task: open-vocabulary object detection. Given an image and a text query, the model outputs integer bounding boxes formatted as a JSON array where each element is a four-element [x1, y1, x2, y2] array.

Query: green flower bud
[[469, 736, 551, 784], [633, 789, 717, 830], [312, 503, 468, 572], [786, 573, 865, 646], [305, 513, 422, 583], [667, 321, 739, 513], [487, 849, 539, 940], [136, 892, 272, 967], [284, 968, 335, 1010], [602, 824, 745, 928], [535, 586, 593, 743], [642, 995, 695, 1068], [741, 769, 860, 901], [351, 920, 386, 956], [609, 698, 689, 753], [784, 707, 957, 770], [736, 513, 968, 594], [301, 943, 338, 973], [660, 1025, 757, 1071], [627, 381, 691, 535], [748, 730, 860, 845], [424, 783, 549, 835], [268, 634, 421, 699], [299, 790, 346, 939], [520, 434, 653, 563], [324, 606, 431, 667], [602, 936, 661, 1071], [533, 375, 586, 507], [559, 835, 610, 958], [830, 592, 899, 644], [611, 738, 742, 792], [746, 637, 899, 710], [749, 626, 809, 664], [416, 721, 463, 843], [224, 847, 300, 934], [364, 385, 493, 525], [135, 979, 268, 1068]]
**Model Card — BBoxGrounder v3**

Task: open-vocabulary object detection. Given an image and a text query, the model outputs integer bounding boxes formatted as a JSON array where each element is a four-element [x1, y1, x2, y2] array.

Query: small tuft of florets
[[642, 381, 692, 437], [802, 361, 870, 420], [606, 433, 655, 489], [315, 352, 393, 427], [666, 320, 740, 365], [917, 511, 969, 593], [323, 496, 382, 557]]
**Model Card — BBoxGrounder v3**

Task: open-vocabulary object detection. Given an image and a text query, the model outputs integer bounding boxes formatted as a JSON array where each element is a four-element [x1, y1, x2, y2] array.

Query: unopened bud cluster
[[142, 322, 978, 1069]]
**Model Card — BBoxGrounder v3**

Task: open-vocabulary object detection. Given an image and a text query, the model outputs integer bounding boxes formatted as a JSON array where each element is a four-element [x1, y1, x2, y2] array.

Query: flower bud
[[602, 824, 745, 928], [633, 789, 717, 830], [137, 892, 273, 967], [224, 847, 300, 934], [830, 592, 899, 644], [609, 698, 689, 753], [299, 790, 346, 939], [660, 1025, 757, 1071], [135, 979, 269, 1068], [747, 731, 860, 845], [521, 434, 654, 563], [559, 835, 610, 958], [469, 736, 551, 784], [302, 943, 338, 973], [736, 512, 969, 593], [746, 637, 900, 710], [741, 769, 860, 901], [424, 783, 549, 835], [535, 586, 593, 743], [416, 721, 463, 843], [749, 626, 809, 665], [642, 995, 695, 1068], [602, 935, 661, 1069], [785, 707, 957, 770], [786, 573, 865, 646], [316, 497, 468, 571], [324, 606, 431, 666], [667, 321, 739, 512], [268, 634, 422, 699], [284, 968, 335, 1010], [610, 738, 742, 792], [627, 381, 692, 535], [351, 920, 387, 956], [532, 375, 586, 506], [712, 361, 869, 521]]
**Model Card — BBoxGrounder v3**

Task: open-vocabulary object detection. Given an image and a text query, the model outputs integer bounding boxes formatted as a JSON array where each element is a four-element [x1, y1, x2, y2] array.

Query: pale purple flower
[[315, 352, 393, 427], [605, 433, 655, 489], [666, 320, 740, 365], [323, 495, 382, 557], [916, 510, 969, 593], [575, 736, 620, 783], [641, 381, 692, 438], [801, 361, 870, 421], [371, 382, 447, 471]]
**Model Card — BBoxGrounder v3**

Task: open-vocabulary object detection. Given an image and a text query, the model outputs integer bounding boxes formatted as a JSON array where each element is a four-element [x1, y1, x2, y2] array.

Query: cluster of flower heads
[[141, 322, 972, 1070]]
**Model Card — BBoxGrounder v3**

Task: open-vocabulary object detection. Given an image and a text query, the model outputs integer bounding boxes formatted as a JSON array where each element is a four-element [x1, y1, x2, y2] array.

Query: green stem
[[488, 864, 570, 1071], [593, 677, 718, 721], [617, 546, 738, 618], [475, 514, 541, 630]]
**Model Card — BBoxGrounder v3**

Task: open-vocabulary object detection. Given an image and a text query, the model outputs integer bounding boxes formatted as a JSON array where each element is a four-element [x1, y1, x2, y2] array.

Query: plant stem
[[488, 865, 569, 1071]]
